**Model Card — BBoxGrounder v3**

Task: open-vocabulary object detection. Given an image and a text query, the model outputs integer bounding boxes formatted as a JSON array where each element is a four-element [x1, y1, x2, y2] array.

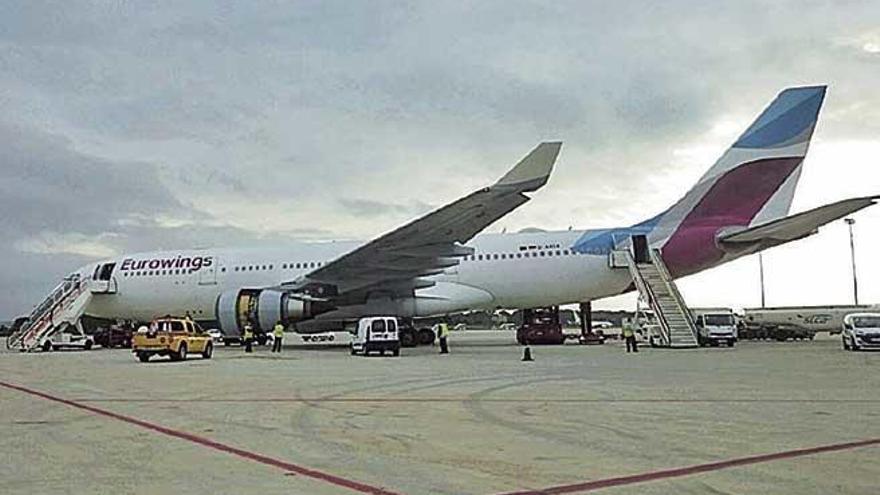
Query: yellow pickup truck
[[132, 317, 213, 362]]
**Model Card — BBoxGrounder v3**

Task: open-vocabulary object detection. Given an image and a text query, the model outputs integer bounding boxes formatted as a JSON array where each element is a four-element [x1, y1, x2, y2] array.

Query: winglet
[[493, 141, 562, 192]]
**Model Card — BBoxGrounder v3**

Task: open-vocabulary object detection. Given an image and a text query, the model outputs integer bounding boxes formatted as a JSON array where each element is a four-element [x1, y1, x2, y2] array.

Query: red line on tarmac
[[74, 397, 880, 404], [0, 381, 402, 495], [496, 437, 880, 495]]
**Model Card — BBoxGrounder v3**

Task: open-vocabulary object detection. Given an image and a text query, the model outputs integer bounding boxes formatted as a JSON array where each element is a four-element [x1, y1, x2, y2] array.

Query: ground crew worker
[[622, 320, 638, 353], [243, 322, 254, 353], [437, 321, 450, 354], [272, 321, 284, 353]]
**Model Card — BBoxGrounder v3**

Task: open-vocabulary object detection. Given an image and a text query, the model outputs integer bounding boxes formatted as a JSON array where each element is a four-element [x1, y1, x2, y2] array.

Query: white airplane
[[10, 86, 878, 347]]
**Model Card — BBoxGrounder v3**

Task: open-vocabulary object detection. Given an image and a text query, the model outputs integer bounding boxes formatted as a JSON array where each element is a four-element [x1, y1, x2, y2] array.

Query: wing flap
[[719, 195, 878, 244]]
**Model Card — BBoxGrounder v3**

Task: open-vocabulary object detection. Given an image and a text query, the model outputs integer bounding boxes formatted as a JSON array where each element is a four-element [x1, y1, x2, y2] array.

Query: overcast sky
[[1, 1, 879, 319]]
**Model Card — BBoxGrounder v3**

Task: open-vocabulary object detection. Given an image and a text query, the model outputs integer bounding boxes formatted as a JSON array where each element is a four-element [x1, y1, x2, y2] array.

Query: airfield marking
[[495, 437, 880, 494], [74, 397, 880, 404], [0, 380, 402, 495], [6, 380, 879, 495]]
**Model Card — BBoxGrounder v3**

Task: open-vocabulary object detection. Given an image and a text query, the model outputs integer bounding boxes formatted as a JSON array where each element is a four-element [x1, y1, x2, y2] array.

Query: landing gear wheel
[[202, 342, 213, 359], [417, 328, 436, 346], [138, 353, 150, 362], [399, 329, 416, 348], [84, 340, 93, 351]]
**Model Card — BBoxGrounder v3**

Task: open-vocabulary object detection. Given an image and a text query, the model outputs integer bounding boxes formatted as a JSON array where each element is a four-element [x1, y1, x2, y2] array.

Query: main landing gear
[[398, 319, 436, 348]]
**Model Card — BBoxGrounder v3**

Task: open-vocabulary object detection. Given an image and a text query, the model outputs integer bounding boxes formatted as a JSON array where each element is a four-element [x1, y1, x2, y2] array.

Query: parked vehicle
[[92, 326, 133, 348], [132, 317, 213, 362], [841, 313, 880, 351], [39, 325, 94, 352], [205, 328, 224, 343], [517, 307, 566, 345], [740, 305, 880, 341], [351, 316, 400, 356], [692, 308, 737, 347]]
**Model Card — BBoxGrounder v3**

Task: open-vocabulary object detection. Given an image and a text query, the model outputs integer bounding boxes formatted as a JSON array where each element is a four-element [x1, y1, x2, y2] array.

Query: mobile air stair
[[611, 235, 699, 348], [5, 274, 94, 352]]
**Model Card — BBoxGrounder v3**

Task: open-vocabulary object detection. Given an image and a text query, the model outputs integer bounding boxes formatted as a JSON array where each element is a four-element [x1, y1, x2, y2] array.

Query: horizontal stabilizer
[[719, 195, 879, 244]]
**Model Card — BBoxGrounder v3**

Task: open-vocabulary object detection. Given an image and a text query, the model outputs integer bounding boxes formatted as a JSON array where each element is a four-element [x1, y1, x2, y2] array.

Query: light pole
[[845, 218, 859, 305], [758, 251, 766, 308]]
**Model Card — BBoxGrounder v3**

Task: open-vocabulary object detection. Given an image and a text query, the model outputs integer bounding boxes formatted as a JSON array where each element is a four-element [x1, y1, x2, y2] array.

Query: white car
[[842, 313, 880, 351], [39, 326, 94, 352], [205, 328, 224, 343]]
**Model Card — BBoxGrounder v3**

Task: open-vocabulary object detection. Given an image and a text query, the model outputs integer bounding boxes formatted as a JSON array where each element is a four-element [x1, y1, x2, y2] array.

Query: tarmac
[[1, 331, 878, 495]]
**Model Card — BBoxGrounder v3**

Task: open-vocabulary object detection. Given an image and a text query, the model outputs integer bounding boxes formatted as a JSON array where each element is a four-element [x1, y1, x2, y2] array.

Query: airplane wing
[[719, 195, 878, 245], [280, 142, 562, 304]]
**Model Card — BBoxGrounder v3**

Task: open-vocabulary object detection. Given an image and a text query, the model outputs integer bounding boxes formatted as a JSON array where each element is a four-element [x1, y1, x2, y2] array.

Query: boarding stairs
[[613, 247, 699, 348], [5, 274, 94, 352]]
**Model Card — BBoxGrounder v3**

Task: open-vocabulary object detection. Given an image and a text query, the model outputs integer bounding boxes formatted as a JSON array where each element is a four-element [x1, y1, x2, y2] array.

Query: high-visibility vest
[[438, 323, 450, 338], [243, 327, 253, 340], [273, 324, 284, 338]]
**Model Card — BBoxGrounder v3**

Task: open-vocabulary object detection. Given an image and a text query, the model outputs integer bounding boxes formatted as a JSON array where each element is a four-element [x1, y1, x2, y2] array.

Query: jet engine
[[214, 289, 330, 336]]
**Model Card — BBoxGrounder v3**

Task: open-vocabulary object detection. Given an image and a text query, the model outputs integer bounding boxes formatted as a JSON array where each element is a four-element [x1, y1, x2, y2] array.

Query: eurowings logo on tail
[[573, 85, 827, 276]]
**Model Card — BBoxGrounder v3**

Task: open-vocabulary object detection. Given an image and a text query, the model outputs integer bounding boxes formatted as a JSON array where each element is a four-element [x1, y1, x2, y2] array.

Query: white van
[[842, 313, 880, 351], [692, 308, 737, 347], [351, 316, 400, 357]]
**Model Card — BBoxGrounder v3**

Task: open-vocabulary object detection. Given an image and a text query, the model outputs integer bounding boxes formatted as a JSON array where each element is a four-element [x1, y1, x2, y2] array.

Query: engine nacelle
[[215, 289, 328, 336]]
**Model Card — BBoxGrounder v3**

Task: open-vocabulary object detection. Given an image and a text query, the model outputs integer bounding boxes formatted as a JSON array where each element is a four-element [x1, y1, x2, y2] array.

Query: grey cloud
[[0, 121, 186, 236], [340, 199, 435, 219]]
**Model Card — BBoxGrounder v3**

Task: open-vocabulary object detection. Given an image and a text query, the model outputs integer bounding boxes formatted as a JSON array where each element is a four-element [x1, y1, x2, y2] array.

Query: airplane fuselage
[[81, 229, 639, 327]]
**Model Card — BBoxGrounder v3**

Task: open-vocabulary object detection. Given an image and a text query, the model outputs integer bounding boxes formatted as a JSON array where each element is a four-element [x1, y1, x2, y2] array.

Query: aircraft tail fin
[[654, 85, 827, 241], [571, 86, 829, 271], [640, 85, 827, 273]]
